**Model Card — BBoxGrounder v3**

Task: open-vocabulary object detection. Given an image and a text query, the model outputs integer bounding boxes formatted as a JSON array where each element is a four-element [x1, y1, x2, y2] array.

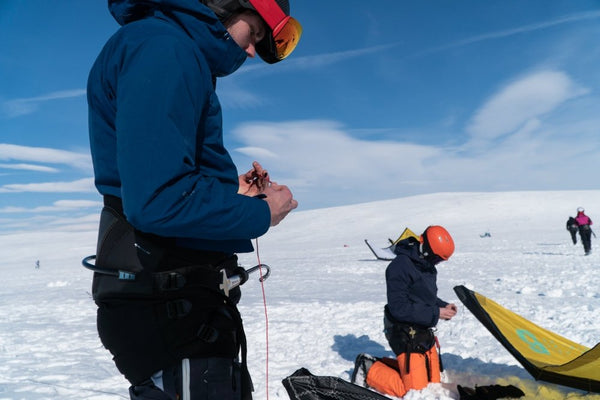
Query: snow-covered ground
[[1, 190, 599, 400]]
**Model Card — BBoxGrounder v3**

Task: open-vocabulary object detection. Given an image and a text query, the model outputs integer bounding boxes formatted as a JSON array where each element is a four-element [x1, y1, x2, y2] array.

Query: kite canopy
[[454, 285, 600, 393], [282, 368, 389, 400]]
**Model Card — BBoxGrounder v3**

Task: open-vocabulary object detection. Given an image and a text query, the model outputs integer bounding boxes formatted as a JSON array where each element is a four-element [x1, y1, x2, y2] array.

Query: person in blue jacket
[[86, 0, 302, 399], [352, 226, 457, 397]]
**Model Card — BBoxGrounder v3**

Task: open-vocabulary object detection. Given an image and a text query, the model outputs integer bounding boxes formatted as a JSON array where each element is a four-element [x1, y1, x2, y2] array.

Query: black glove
[[457, 384, 525, 400]]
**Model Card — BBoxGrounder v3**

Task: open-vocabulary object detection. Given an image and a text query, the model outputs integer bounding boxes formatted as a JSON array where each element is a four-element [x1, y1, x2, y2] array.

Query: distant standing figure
[[566, 216, 578, 245], [575, 207, 593, 255], [35, 260, 40, 269]]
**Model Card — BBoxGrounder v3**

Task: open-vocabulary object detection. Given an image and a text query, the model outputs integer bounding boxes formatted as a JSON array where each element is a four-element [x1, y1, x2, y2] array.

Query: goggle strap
[[247, 0, 287, 31]]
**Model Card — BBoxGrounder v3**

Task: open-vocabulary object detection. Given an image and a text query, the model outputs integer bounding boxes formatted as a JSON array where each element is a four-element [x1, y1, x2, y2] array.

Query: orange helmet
[[421, 225, 455, 261]]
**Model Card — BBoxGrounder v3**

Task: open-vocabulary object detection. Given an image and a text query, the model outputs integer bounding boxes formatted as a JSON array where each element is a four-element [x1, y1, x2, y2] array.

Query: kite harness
[[82, 254, 270, 298]]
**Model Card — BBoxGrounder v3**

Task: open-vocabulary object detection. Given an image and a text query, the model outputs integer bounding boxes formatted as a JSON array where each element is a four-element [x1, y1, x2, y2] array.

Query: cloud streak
[[0, 143, 92, 171], [0, 177, 95, 193], [241, 10, 600, 74], [0, 163, 59, 173], [231, 120, 443, 207], [1, 89, 86, 118], [0, 199, 102, 213], [466, 70, 589, 147], [238, 43, 399, 74], [408, 11, 600, 61]]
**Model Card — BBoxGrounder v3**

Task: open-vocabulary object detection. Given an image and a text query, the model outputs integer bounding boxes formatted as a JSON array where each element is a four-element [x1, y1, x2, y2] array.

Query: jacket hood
[[109, 0, 213, 25], [394, 237, 436, 272], [108, 0, 247, 76]]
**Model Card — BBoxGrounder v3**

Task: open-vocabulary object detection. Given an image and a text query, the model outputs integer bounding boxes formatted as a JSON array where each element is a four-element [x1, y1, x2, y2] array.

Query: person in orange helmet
[[352, 226, 457, 397]]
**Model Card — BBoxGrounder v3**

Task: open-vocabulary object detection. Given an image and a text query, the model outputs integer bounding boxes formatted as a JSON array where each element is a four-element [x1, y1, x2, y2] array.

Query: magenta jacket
[[575, 213, 593, 226]]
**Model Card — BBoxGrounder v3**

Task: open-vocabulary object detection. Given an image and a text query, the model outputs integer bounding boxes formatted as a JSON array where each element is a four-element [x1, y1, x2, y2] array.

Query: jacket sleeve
[[114, 35, 270, 240], [386, 256, 440, 327]]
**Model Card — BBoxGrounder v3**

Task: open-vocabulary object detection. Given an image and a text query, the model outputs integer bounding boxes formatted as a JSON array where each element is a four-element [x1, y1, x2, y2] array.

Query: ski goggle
[[248, 0, 302, 63]]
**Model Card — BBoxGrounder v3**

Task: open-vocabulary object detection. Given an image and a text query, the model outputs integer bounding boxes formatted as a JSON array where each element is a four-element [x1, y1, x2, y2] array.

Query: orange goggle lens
[[272, 16, 302, 60]]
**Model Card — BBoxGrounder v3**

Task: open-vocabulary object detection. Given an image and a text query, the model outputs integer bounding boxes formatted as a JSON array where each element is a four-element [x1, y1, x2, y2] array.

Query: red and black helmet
[[420, 225, 455, 262], [204, 0, 302, 63]]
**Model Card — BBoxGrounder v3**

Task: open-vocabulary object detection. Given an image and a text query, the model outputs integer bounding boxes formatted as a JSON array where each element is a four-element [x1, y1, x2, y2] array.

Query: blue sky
[[1, 1, 600, 232]]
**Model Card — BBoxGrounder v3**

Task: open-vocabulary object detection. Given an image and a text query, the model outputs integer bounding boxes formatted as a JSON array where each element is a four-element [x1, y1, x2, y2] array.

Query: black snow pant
[[129, 358, 243, 400], [568, 227, 578, 244], [579, 225, 592, 254]]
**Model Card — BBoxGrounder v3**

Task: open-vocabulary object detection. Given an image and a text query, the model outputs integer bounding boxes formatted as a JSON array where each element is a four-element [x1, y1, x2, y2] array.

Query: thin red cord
[[255, 238, 269, 400]]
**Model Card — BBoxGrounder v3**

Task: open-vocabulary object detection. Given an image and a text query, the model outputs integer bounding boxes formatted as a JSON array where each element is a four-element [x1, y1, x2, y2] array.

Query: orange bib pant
[[365, 345, 440, 398]]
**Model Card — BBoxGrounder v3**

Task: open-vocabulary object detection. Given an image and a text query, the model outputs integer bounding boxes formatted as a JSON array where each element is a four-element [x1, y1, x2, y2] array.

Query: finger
[[252, 161, 266, 176]]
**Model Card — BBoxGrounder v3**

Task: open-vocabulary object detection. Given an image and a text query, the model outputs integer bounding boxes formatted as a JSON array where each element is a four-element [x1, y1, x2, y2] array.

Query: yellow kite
[[454, 285, 600, 393]]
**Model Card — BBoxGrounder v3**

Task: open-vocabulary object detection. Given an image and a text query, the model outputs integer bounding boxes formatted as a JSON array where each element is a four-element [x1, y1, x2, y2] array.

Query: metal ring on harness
[[245, 264, 271, 281], [82, 255, 136, 280]]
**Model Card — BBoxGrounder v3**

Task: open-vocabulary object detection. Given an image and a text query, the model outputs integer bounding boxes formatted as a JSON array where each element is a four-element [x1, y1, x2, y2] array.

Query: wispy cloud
[[0, 177, 95, 193], [238, 43, 398, 74], [240, 10, 600, 74], [431, 10, 600, 54], [231, 120, 442, 207], [221, 44, 398, 108], [235, 146, 277, 159], [466, 70, 589, 147], [217, 80, 265, 110], [0, 143, 91, 171], [0, 163, 59, 173], [400, 10, 600, 61], [0, 212, 101, 233], [231, 90, 599, 209], [0, 199, 102, 213], [1, 89, 86, 118]]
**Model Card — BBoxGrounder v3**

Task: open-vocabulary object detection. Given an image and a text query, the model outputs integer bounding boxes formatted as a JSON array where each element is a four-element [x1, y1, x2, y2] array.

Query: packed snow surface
[[1, 191, 599, 399]]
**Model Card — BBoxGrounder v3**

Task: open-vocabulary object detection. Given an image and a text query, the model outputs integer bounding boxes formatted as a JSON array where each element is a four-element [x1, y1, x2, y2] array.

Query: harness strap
[[435, 336, 444, 372]]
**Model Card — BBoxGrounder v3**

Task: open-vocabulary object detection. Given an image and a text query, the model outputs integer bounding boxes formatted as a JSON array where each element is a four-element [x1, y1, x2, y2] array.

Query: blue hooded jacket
[[88, 0, 271, 253], [385, 238, 449, 328]]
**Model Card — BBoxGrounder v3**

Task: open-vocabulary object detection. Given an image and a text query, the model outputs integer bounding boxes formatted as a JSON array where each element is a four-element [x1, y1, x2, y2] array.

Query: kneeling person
[[353, 226, 457, 397]]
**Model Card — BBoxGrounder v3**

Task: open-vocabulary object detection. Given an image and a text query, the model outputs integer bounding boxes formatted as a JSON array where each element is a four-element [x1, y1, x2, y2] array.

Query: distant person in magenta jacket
[[86, 0, 302, 398], [352, 226, 457, 398], [575, 207, 593, 255]]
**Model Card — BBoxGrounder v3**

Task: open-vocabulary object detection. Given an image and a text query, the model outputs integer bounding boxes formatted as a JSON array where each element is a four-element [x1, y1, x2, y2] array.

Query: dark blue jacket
[[88, 0, 270, 253], [386, 238, 448, 328]]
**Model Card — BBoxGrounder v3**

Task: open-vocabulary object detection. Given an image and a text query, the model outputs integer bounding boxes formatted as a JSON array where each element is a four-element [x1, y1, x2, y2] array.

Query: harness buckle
[[166, 299, 192, 319], [408, 326, 416, 339], [158, 272, 186, 291], [196, 323, 219, 343]]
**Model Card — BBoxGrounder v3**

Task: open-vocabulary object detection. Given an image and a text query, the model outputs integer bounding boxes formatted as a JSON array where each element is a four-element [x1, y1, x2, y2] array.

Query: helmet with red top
[[420, 225, 455, 263], [203, 0, 302, 63]]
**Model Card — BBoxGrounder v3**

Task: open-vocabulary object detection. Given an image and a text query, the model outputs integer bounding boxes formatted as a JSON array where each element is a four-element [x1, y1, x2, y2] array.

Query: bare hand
[[263, 182, 298, 226], [238, 161, 269, 197], [439, 303, 457, 320]]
